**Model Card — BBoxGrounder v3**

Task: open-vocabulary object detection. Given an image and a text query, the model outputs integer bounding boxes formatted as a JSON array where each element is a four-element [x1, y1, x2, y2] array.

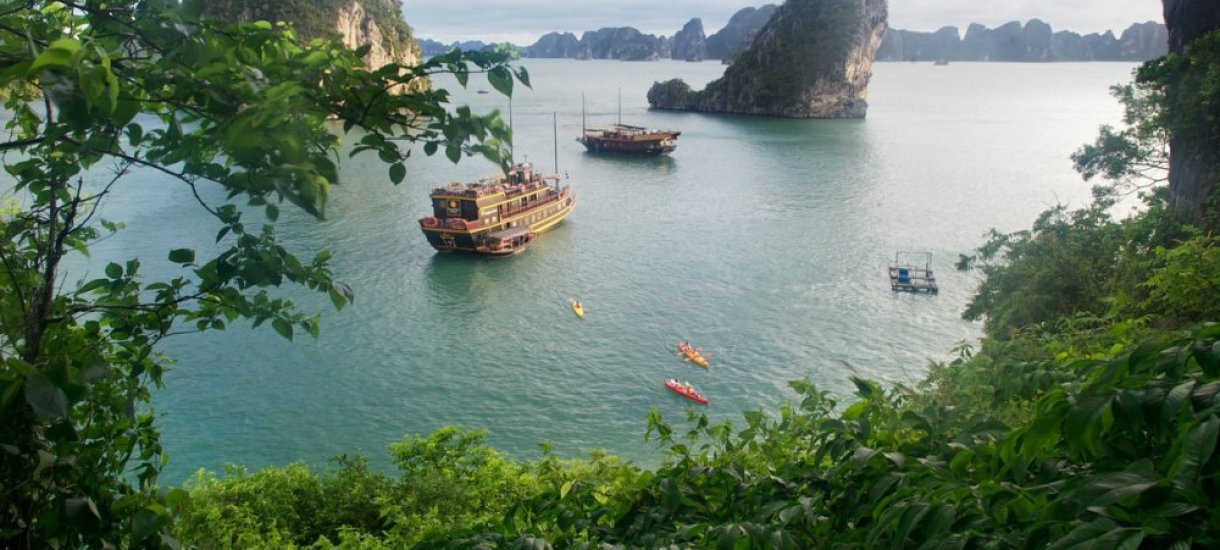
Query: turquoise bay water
[[63, 60, 1136, 482]]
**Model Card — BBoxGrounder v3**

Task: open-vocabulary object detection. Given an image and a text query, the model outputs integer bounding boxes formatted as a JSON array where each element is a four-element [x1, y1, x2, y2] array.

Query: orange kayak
[[678, 343, 710, 368]]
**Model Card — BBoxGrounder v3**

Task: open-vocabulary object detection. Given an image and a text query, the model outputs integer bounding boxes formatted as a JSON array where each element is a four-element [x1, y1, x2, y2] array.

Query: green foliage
[[176, 458, 392, 547], [1138, 30, 1220, 165], [0, 1, 526, 547], [1141, 233, 1220, 323], [957, 188, 1186, 339], [464, 326, 1220, 548], [1071, 83, 1169, 193], [174, 429, 642, 547]]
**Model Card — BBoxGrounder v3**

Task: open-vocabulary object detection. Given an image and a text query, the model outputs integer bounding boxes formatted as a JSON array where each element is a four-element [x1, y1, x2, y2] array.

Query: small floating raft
[[889, 252, 939, 293], [571, 299, 584, 318], [664, 379, 708, 405]]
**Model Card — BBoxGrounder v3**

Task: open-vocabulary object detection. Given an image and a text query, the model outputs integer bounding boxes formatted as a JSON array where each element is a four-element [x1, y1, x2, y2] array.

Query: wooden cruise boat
[[578, 124, 681, 156], [577, 90, 679, 157], [418, 162, 575, 256]]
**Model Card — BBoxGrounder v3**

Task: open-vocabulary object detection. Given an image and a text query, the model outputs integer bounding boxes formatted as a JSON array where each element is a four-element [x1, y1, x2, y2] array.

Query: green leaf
[[389, 162, 406, 185], [24, 373, 68, 420], [265, 204, 279, 222], [851, 376, 879, 399], [445, 145, 461, 164], [560, 480, 574, 499], [168, 249, 195, 264], [329, 281, 354, 310], [105, 262, 123, 279], [488, 65, 513, 97], [272, 318, 294, 342], [30, 38, 81, 73], [1172, 416, 1219, 496], [1046, 519, 1120, 550], [131, 508, 164, 542]]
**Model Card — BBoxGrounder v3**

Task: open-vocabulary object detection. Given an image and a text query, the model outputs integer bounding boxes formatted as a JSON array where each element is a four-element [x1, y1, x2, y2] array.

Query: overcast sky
[[405, 0, 1164, 45]]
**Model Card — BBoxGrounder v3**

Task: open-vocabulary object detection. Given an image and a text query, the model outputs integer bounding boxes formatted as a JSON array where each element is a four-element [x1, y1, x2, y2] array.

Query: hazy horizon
[[406, 0, 1164, 45]]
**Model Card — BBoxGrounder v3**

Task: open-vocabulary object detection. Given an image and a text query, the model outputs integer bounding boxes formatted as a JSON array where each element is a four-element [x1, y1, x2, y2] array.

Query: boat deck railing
[[497, 187, 569, 220]]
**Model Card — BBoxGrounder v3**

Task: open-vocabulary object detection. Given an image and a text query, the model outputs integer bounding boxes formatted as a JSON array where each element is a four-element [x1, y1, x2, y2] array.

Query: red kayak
[[664, 379, 708, 405]]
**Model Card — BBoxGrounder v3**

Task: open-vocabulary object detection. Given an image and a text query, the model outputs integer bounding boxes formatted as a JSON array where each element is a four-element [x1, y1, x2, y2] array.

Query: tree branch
[[58, 136, 223, 219]]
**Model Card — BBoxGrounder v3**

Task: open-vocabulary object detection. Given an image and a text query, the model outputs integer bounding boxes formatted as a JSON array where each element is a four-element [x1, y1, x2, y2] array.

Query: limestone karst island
[[648, 0, 888, 118]]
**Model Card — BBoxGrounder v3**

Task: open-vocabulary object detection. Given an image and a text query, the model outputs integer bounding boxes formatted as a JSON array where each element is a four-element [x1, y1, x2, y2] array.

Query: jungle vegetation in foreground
[[1, 0, 1218, 548], [174, 32, 1220, 549], [0, 0, 526, 547]]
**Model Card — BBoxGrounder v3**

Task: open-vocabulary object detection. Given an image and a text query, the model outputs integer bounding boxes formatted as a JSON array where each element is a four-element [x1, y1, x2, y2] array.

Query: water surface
[[60, 60, 1136, 481]]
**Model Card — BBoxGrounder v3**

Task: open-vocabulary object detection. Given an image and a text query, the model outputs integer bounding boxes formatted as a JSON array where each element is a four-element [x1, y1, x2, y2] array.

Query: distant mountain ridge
[[420, 5, 779, 61], [877, 19, 1167, 61], [420, 4, 1167, 63]]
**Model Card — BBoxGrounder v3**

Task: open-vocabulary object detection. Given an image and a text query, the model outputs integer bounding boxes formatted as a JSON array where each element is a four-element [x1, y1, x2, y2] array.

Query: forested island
[[647, 0, 887, 118], [2, 0, 1219, 549]]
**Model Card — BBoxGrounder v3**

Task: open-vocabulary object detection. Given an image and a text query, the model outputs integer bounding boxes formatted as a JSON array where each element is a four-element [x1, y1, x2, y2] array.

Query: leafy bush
[[1142, 234, 1220, 323]]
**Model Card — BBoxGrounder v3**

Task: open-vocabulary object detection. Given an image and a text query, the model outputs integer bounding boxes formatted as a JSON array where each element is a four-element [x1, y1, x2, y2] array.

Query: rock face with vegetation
[[647, 0, 888, 118], [203, 0, 421, 69], [704, 4, 780, 61], [578, 27, 667, 61], [671, 18, 707, 61], [1163, 0, 1220, 224], [522, 32, 584, 58]]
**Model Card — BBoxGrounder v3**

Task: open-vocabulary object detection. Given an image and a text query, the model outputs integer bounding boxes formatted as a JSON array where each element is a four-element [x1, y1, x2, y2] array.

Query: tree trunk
[[1162, 0, 1220, 224]]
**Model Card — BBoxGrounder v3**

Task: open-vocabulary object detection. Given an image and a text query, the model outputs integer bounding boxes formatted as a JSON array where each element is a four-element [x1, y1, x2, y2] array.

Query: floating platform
[[890, 252, 939, 293]]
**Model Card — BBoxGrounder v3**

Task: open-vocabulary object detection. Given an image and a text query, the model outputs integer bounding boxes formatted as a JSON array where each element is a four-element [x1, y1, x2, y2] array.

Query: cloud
[[405, 0, 1164, 44]]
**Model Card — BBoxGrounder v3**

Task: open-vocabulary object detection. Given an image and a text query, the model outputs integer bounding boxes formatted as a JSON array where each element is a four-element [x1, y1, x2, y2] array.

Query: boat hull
[[678, 345, 709, 368], [664, 380, 708, 405], [579, 137, 677, 156], [420, 190, 575, 255]]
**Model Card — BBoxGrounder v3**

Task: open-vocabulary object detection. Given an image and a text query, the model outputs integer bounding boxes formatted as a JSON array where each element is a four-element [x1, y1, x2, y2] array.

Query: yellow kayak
[[571, 300, 584, 319], [678, 343, 709, 368]]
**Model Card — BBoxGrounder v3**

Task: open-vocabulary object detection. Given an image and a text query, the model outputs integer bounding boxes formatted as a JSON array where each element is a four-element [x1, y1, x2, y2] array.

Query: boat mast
[[508, 96, 515, 165], [553, 112, 558, 182], [581, 92, 586, 134], [617, 86, 621, 126]]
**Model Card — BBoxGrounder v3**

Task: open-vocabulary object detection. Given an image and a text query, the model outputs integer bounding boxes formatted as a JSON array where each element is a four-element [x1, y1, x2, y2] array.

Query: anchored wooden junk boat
[[418, 162, 575, 256], [578, 90, 679, 157], [578, 124, 681, 156]]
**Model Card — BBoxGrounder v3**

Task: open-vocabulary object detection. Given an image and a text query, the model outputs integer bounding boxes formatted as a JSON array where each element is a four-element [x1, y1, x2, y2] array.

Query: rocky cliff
[[704, 5, 780, 60], [204, 0, 421, 69], [522, 32, 584, 58], [647, 0, 887, 118], [877, 20, 1168, 61], [671, 19, 707, 61], [513, 5, 778, 62], [1162, 0, 1220, 224], [578, 27, 667, 61]]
